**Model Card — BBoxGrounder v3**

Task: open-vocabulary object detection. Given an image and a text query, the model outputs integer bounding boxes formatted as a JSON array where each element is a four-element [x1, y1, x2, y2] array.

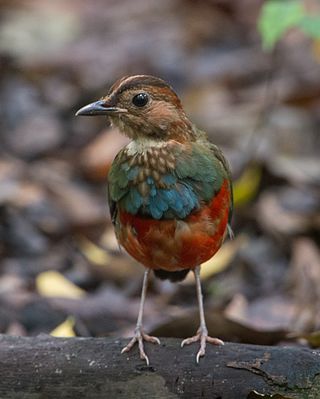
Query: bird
[[76, 75, 233, 365]]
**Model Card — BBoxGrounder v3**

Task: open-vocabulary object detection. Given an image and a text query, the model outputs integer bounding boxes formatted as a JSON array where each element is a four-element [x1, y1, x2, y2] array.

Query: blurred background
[[0, 0, 319, 346]]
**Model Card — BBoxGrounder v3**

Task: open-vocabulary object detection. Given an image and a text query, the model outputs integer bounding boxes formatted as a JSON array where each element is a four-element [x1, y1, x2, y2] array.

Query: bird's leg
[[121, 269, 160, 365], [181, 266, 224, 363]]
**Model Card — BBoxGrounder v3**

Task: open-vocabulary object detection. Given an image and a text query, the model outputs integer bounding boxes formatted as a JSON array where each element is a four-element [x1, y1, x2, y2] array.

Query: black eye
[[132, 93, 149, 107]]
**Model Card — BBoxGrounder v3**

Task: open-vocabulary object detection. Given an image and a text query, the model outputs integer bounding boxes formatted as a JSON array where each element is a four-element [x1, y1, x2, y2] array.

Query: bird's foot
[[181, 326, 224, 363], [121, 326, 160, 365]]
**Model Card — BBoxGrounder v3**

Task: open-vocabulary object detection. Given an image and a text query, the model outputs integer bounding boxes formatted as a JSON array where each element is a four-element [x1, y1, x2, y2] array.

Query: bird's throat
[[125, 137, 169, 157]]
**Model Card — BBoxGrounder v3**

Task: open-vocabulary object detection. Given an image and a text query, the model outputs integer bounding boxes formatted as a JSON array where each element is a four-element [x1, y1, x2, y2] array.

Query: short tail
[[153, 269, 190, 282]]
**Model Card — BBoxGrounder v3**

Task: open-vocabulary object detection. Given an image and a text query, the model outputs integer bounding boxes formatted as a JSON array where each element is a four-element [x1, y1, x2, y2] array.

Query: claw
[[181, 327, 224, 363], [121, 327, 160, 365]]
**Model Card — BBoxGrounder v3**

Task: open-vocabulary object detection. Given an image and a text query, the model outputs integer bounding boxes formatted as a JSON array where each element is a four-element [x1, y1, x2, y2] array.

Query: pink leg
[[181, 266, 224, 363], [121, 269, 160, 365]]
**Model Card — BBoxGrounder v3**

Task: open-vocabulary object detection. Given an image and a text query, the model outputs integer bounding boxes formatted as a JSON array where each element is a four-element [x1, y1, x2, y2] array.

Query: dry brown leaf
[[290, 238, 320, 331], [81, 128, 130, 181], [257, 189, 318, 236]]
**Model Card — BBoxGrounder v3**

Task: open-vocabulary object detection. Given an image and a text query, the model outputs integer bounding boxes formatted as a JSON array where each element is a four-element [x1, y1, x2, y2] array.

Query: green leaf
[[298, 15, 320, 39], [258, 0, 305, 50]]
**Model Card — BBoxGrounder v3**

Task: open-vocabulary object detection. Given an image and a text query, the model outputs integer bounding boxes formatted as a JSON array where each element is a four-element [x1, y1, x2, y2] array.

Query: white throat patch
[[126, 138, 166, 156]]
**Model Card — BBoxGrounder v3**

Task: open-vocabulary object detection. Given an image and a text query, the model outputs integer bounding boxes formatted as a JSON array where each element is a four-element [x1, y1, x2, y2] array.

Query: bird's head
[[76, 75, 194, 142]]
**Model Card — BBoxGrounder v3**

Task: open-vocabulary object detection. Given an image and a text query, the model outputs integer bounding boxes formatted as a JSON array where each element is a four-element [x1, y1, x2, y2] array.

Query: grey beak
[[76, 100, 126, 116]]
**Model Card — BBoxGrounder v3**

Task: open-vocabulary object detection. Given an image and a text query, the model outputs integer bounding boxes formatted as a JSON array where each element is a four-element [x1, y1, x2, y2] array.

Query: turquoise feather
[[108, 140, 228, 220]]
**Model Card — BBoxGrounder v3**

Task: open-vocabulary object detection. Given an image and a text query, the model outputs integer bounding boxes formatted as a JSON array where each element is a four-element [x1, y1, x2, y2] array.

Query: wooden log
[[0, 335, 319, 398]]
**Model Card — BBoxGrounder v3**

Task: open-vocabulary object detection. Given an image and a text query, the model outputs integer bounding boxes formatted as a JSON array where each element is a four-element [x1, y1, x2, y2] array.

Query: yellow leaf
[[304, 331, 320, 348], [183, 235, 247, 284], [312, 39, 320, 62], [79, 236, 111, 266], [233, 165, 262, 207], [36, 271, 86, 298], [293, 330, 320, 348], [50, 316, 76, 337]]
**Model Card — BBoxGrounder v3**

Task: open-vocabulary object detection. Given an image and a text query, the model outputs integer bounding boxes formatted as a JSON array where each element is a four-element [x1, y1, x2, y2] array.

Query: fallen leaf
[[288, 331, 320, 348], [233, 165, 262, 207], [225, 294, 297, 331], [78, 235, 143, 283], [8, 113, 64, 158], [30, 160, 107, 228], [80, 128, 130, 181], [79, 236, 111, 266], [50, 316, 76, 337], [36, 271, 86, 299], [0, 5, 79, 61], [100, 227, 121, 252], [267, 155, 320, 185], [290, 238, 320, 331], [257, 188, 319, 236]]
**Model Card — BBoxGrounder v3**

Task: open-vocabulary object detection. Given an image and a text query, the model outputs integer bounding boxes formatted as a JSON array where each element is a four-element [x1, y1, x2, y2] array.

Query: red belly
[[116, 179, 231, 271]]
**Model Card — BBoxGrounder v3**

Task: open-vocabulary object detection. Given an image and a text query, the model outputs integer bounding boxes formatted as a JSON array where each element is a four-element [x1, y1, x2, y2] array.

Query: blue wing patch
[[122, 181, 199, 219]]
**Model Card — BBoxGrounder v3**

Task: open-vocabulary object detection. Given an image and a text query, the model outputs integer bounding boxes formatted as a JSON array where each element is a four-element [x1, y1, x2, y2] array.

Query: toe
[[121, 336, 137, 353], [138, 340, 150, 365], [151, 336, 161, 345], [181, 334, 200, 347], [121, 347, 128, 354], [142, 333, 160, 345], [180, 328, 224, 363], [207, 337, 224, 346], [121, 329, 158, 365], [196, 348, 205, 363], [141, 353, 150, 366]]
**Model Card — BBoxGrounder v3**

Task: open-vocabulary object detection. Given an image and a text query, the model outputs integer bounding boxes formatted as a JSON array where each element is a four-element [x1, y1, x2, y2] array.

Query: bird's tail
[[153, 269, 190, 282]]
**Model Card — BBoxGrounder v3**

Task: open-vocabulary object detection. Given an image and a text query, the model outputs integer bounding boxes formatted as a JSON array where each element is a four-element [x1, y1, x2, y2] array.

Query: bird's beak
[[75, 100, 127, 116]]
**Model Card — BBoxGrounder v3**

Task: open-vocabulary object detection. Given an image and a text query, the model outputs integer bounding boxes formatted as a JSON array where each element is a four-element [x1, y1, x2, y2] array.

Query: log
[[0, 335, 319, 399]]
